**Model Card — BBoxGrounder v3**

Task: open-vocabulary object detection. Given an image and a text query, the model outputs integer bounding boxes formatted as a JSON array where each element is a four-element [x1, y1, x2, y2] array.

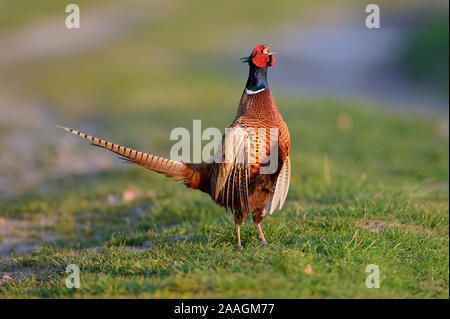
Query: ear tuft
[[240, 57, 250, 63]]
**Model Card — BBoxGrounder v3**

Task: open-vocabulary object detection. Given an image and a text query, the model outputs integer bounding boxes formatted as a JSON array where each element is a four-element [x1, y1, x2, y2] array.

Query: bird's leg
[[235, 223, 242, 248], [255, 223, 267, 246]]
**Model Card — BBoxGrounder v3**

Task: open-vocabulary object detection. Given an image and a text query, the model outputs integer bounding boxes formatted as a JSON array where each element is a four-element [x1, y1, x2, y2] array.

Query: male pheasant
[[58, 44, 291, 247]]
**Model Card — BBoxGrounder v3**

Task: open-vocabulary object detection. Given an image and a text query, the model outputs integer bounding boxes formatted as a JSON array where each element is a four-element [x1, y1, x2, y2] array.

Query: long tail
[[57, 125, 197, 185]]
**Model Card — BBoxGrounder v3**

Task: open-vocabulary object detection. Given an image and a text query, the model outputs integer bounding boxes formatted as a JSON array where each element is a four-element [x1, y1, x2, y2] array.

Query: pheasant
[[58, 44, 291, 247]]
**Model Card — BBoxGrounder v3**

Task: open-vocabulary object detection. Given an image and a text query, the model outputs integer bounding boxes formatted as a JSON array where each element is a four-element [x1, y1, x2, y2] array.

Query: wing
[[209, 125, 251, 215], [264, 155, 290, 216]]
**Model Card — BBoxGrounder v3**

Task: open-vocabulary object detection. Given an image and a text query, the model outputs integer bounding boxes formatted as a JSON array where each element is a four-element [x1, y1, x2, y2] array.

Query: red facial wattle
[[251, 44, 276, 68]]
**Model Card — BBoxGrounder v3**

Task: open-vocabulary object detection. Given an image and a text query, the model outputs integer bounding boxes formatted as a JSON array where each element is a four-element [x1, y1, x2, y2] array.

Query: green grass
[[0, 97, 448, 298], [0, 0, 448, 298]]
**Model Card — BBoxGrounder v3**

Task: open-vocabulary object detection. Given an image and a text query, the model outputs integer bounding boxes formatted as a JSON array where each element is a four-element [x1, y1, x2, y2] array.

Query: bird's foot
[[260, 238, 268, 246]]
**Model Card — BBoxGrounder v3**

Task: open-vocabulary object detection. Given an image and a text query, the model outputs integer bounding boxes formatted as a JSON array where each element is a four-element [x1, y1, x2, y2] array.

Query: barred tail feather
[[57, 125, 192, 183]]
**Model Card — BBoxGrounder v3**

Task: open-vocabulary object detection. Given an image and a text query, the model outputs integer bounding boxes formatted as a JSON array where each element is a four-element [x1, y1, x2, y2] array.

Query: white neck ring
[[245, 88, 267, 95]]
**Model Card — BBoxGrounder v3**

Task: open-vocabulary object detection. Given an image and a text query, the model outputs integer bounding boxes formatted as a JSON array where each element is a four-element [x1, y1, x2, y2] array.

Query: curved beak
[[263, 43, 272, 54]]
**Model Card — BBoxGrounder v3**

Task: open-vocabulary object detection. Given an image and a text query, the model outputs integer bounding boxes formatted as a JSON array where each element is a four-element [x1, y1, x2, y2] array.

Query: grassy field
[[1, 97, 448, 298], [0, 0, 448, 298]]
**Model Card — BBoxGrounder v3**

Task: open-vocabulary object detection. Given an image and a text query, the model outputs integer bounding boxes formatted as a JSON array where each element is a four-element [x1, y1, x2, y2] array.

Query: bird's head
[[241, 44, 275, 92], [241, 44, 276, 69]]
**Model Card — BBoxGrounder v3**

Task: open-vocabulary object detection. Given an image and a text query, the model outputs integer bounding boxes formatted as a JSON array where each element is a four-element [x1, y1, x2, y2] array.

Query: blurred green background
[[0, 0, 448, 298]]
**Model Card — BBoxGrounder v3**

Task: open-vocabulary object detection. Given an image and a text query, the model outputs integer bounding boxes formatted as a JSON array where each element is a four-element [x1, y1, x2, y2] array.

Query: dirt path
[[0, 2, 158, 257], [0, 3, 156, 197], [0, 3, 148, 69], [273, 4, 448, 116]]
